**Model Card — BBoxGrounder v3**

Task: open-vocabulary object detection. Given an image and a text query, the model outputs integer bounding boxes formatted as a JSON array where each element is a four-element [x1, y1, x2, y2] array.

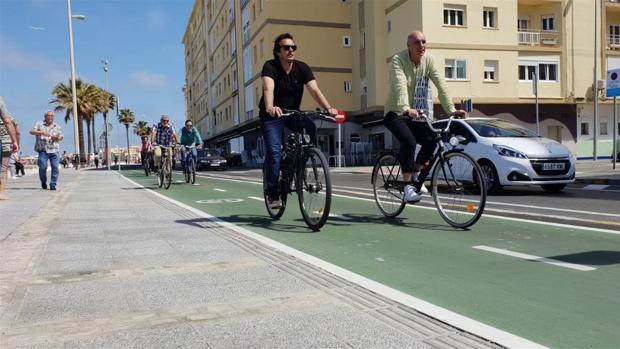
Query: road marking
[[122, 174, 547, 349], [198, 173, 620, 235], [472, 245, 596, 271], [583, 184, 609, 191], [195, 198, 243, 204], [248, 196, 264, 201], [213, 188, 227, 192], [328, 213, 353, 220]]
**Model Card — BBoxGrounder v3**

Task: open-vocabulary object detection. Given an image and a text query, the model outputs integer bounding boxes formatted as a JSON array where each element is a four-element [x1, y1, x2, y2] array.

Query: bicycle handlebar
[[402, 111, 463, 134], [280, 109, 337, 122]]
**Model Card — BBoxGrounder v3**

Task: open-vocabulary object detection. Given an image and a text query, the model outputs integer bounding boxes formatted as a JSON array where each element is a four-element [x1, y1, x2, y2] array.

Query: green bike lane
[[125, 170, 620, 348]]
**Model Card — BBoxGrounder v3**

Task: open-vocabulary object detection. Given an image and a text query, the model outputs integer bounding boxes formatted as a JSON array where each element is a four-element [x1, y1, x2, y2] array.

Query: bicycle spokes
[[372, 154, 407, 218], [297, 148, 331, 231]]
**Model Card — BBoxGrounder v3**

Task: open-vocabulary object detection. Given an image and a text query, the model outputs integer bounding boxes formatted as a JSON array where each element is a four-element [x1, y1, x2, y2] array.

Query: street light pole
[[66, 0, 85, 166], [101, 59, 111, 170]]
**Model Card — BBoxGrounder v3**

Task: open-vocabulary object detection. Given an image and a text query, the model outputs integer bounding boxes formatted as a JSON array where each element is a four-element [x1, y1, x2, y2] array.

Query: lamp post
[[67, 0, 85, 166], [101, 59, 111, 170]]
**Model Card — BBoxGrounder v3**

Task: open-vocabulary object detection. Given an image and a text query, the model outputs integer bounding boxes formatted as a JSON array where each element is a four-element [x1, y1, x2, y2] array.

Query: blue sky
[[0, 0, 194, 156]]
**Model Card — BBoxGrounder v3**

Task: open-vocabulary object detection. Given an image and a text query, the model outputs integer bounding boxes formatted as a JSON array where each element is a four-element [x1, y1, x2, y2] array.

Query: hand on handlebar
[[452, 109, 468, 119], [326, 107, 338, 117], [404, 108, 421, 120], [267, 106, 283, 118]]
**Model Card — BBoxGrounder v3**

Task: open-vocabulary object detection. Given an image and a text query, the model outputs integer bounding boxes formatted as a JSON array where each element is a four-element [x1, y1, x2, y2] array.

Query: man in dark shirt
[[259, 33, 338, 209]]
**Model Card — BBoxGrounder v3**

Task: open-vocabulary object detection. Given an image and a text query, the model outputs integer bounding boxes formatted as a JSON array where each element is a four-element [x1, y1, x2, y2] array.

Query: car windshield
[[466, 119, 538, 138], [200, 149, 221, 157]]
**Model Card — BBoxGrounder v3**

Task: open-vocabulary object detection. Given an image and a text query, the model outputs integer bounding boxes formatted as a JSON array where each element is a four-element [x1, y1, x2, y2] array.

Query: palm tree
[[133, 121, 151, 137], [79, 83, 101, 157], [98, 90, 116, 166], [118, 108, 136, 163], [50, 79, 90, 163]]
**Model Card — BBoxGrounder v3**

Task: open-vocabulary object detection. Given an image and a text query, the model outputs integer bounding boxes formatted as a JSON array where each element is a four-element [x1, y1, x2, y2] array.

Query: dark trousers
[[384, 112, 435, 173], [261, 115, 316, 198], [15, 162, 25, 176]]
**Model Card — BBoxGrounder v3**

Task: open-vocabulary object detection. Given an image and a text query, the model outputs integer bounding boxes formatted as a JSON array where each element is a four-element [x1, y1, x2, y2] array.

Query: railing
[[518, 30, 560, 46], [608, 35, 620, 50]]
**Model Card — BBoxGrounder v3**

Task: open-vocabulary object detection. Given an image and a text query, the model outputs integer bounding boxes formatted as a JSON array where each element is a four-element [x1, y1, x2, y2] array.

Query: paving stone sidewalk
[[0, 169, 502, 349]]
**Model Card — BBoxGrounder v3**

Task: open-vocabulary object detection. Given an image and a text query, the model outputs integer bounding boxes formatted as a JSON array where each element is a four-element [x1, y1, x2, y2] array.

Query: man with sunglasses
[[179, 119, 202, 173], [384, 31, 467, 204], [259, 33, 339, 209], [151, 115, 178, 173]]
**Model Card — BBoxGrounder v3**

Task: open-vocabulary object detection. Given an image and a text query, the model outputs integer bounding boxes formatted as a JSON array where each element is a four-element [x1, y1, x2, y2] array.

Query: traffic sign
[[607, 68, 620, 97], [335, 110, 346, 124]]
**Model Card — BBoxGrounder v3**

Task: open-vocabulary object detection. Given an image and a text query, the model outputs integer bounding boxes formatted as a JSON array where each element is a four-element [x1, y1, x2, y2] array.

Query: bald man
[[384, 31, 467, 203]]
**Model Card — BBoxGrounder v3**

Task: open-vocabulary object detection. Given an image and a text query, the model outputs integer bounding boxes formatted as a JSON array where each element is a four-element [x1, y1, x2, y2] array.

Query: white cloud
[[0, 36, 52, 70], [146, 9, 167, 30], [128, 71, 168, 88]]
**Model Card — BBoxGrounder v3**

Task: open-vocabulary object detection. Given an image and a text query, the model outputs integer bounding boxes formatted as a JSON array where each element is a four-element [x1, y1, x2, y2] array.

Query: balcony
[[608, 35, 620, 50], [518, 30, 560, 46]]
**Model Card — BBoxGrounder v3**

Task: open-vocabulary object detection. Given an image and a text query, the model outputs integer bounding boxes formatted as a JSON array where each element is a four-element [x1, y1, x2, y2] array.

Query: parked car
[[433, 117, 576, 193], [196, 149, 227, 170]]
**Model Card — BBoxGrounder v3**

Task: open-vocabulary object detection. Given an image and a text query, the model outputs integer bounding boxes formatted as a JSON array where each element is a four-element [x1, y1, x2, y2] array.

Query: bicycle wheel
[[157, 162, 164, 188], [263, 165, 287, 219], [431, 151, 486, 228], [164, 157, 172, 189], [372, 153, 406, 218], [144, 158, 150, 176], [190, 158, 196, 184], [297, 147, 331, 231], [184, 160, 190, 183]]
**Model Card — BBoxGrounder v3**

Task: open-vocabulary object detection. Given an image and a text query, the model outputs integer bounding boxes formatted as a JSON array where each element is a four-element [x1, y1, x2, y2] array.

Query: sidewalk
[[0, 169, 502, 348]]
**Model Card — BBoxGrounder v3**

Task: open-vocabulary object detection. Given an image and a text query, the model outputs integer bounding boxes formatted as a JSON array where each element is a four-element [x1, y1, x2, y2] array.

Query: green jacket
[[179, 126, 202, 147], [384, 51, 455, 118]]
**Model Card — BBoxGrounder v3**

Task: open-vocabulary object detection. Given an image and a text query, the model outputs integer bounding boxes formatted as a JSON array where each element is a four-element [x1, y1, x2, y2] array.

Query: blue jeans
[[38, 151, 60, 187], [183, 147, 197, 170], [261, 115, 316, 198]]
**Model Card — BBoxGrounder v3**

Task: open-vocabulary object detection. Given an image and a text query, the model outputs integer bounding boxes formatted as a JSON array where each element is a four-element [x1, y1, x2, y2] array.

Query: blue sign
[[607, 68, 620, 97]]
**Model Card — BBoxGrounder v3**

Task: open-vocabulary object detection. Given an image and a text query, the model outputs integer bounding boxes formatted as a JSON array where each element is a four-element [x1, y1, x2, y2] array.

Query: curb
[[574, 178, 620, 186]]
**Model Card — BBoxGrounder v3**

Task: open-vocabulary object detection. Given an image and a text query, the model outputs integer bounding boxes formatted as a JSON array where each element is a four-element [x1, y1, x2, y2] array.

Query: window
[[443, 5, 465, 26], [581, 122, 589, 136], [518, 65, 536, 81], [445, 59, 467, 80], [484, 60, 498, 81], [541, 15, 555, 31], [344, 81, 352, 92], [343, 35, 351, 47], [538, 63, 557, 81], [518, 61, 558, 82], [610, 25, 620, 45], [483, 8, 496, 28], [387, 20, 391, 32], [601, 122, 608, 135]]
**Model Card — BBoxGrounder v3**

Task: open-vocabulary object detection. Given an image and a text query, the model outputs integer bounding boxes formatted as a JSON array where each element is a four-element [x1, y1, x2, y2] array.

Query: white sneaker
[[403, 185, 421, 203], [418, 183, 428, 194]]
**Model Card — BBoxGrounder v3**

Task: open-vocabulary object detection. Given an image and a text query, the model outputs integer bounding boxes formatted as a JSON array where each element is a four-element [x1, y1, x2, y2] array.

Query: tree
[[118, 108, 136, 164], [133, 120, 151, 137], [50, 79, 90, 163], [98, 90, 116, 166]]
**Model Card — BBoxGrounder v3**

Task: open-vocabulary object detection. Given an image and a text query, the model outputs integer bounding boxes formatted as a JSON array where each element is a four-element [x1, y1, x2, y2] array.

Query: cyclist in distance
[[179, 119, 202, 169], [260, 32, 339, 209], [384, 31, 467, 203], [151, 115, 178, 172], [140, 136, 153, 169]]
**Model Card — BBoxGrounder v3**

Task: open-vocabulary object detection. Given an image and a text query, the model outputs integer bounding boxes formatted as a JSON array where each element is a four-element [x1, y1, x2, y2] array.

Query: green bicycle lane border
[[124, 170, 620, 349]]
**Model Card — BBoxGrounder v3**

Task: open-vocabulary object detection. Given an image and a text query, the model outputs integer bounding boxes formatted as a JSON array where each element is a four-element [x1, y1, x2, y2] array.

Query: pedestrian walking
[[14, 152, 26, 177], [30, 111, 63, 190], [94, 153, 100, 168], [0, 96, 19, 200]]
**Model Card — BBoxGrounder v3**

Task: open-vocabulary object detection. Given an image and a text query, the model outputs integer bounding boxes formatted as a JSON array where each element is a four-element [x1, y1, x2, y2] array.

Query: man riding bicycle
[[151, 115, 178, 172], [385, 31, 467, 203], [260, 32, 339, 209], [140, 136, 154, 169], [179, 119, 202, 172]]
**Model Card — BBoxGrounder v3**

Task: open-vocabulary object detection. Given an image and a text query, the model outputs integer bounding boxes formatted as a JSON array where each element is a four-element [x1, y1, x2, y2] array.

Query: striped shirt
[[33, 120, 63, 153], [153, 122, 176, 146]]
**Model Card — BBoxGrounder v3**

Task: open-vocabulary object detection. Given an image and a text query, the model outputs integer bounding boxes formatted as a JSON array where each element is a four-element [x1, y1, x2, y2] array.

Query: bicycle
[[372, 113, 487, 228], [262, 109, 334, 231], [156, 145, 174, 190], [181, 145, 197, 184], [72, 154, 79, 170], [142, 151, 153, 176]]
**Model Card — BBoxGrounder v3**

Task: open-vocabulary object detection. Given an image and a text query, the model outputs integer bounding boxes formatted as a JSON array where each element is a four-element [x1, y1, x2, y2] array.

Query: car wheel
[[541, 184, 566, 193], [479, 160, 502, 194]]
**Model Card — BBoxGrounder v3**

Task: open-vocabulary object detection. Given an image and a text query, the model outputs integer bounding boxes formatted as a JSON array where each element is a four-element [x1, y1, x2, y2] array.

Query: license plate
[[210, 163, 219, 167], [543, 162, 564, 171]]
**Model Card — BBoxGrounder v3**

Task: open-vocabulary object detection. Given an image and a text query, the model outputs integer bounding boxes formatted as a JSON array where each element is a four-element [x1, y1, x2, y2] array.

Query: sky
[[0, 0, 194, 156]]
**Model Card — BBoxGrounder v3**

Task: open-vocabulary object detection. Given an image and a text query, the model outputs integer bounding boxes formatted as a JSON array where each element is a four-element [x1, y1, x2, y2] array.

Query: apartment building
[[183, 0, 353, 166], [184, 0, 619, 165]]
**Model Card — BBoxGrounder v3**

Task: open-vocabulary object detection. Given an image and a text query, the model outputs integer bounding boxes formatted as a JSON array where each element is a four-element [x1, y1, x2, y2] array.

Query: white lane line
[[213, 188, 227, 192], [328, 213, 353, 220], [122, 174, 547, 349], [248, 196, 264, 201], [583, 184, 610, 191], [198, 173, 620, 235], [473, 245, 596, 272]]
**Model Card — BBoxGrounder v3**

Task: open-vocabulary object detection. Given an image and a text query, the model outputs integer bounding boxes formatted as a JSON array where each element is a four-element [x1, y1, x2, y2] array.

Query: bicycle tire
[[372, 153, 406, 218], [184, 160, 190, 183], [431, 151, 486, 228], [190, 158, 196, 184], [157, 163, 164, 188], [297, 147, 331, 231], [263, 165, 287, 219], [144, 158, 150, 176], [164, 158, 172, 189]]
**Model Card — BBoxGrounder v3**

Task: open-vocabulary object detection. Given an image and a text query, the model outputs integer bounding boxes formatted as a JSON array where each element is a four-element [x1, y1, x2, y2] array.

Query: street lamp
[[67, 0, 85, 166], [101, 59, 111, 170]]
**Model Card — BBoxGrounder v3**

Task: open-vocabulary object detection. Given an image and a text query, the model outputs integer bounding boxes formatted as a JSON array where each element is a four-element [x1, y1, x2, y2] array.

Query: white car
[[433, 117, 576, 193]]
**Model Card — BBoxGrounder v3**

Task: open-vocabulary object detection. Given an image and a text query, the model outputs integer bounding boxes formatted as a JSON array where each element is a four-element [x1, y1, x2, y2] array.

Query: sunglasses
[[280, 44, 297, 51], [186, 124, 193, 127], [162, 120, 170, 123]]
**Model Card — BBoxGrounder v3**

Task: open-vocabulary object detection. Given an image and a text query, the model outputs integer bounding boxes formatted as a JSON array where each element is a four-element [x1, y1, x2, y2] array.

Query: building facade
[[184, 0, 620, 165]]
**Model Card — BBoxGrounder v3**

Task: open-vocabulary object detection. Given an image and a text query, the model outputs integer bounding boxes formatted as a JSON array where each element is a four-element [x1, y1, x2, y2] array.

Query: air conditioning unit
[[597, 79, 606, 89]]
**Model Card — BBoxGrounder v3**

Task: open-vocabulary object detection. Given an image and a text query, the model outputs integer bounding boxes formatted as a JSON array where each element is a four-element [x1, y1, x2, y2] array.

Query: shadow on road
[[547, 251, 620, 266]]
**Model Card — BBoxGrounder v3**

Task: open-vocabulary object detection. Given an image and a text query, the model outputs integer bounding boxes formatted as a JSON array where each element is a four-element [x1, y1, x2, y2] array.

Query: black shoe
[[50, 186, 56, 191], [41, 183, 47, 190]]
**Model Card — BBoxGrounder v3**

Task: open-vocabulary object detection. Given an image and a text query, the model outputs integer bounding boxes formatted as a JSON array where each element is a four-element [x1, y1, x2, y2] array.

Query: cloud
[[128, 71, 168, 88], [0, 36, 52, 70], [146, 9, 167, 30]]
